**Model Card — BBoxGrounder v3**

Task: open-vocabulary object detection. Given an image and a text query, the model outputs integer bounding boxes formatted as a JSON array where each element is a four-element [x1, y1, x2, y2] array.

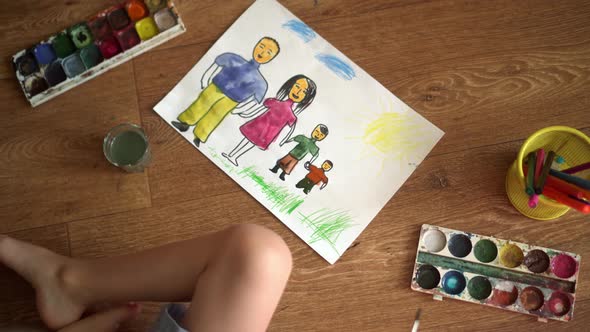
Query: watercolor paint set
[[12, 0, 185, 107], [411, 224, 580, 322]]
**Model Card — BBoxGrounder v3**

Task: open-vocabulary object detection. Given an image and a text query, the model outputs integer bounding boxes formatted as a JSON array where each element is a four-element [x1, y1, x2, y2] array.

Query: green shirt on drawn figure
[[289, 134, 320, 160], [270, 124, 329, 181]]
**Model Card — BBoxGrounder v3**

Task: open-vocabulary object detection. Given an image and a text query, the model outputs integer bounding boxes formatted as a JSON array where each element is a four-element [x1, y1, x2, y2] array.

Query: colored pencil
[[569, 195, 590, 206], [546, 174, 590, 201], [523, 164, 590, 201], [562, 162, 590, 175], [549, 169, 590, 191], [543, 186, 590, 214], [535, 151, 555, 194], [534, 149, 545, 181], [525, 152, 536, 195], [528, 194, 539, 208]]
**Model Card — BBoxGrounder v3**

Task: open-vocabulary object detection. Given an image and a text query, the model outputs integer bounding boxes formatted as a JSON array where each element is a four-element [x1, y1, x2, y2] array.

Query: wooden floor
[[1, 0, 590, 331]]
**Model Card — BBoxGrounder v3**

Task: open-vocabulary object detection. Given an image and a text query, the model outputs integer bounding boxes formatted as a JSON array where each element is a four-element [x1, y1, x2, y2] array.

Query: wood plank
[[0, 224, 69, 329], [0, 62, 151, 233], [67, 129, 590, 331]]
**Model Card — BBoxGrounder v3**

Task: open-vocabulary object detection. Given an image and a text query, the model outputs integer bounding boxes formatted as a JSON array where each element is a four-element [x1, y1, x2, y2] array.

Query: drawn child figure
[[270, 124, 328, 181], [171, 37, 280, 147], [295, 160, 333, 194], [222, 75, 317, 166]]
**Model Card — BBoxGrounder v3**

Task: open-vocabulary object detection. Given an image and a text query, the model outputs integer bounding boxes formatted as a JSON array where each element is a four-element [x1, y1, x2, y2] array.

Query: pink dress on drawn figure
[[240, 98, 297, 150]]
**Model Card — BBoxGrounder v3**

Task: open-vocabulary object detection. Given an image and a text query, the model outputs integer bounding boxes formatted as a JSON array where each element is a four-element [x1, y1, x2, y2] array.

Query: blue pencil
[[549, 169, 590, 190]]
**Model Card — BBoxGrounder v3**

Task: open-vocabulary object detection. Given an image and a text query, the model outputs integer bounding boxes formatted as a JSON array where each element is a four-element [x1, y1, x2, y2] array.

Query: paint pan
[[51, 33, 76, 58], [69, 23, 94, 49], [411, 224, 580, 322], [126, 0, 149, 21], [13, 50, 39, 77], [23, 75, 49, 97], [80, 44, 103, 69], [135, 17, 160, 41], [145, 0, 167, 13], [154, 8, 177, 31], [97, 37, 123, 59], [62, 53, 86, 78], [33, 43, 56, 65], [44, 61, 67, 86], [12, 1, 186, 107], [89, 13, 112, 40], [115, 25, 141, 50], [107, 6, 131, 31]]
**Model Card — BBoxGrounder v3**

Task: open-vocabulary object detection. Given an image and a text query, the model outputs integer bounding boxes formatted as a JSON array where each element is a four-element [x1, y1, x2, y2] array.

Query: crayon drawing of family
[[171, 37, 332, 194]]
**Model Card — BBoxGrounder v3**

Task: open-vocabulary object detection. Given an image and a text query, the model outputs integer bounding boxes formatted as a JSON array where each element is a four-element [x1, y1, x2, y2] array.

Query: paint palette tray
[[12, 0, 186, 107], [411, 224, 580, 322]]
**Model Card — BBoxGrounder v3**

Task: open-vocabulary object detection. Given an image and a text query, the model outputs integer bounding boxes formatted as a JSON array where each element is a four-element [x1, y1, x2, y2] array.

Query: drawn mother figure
[[222, 74, 317, 166]]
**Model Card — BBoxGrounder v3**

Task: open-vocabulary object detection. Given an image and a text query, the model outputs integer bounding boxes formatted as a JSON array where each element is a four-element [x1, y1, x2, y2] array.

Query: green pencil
[[526, 152, 536, 195], [535, 150, 556, 194]]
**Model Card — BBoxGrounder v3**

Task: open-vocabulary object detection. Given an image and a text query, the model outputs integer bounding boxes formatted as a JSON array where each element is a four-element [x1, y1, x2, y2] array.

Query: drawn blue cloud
[[282, 19, 317, 43], [315, 54, 356, 80]]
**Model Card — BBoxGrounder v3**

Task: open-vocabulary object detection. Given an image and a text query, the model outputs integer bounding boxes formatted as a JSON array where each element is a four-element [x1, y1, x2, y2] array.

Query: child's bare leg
[[0, 224, 292, 331], [183, 225, 292, 332]]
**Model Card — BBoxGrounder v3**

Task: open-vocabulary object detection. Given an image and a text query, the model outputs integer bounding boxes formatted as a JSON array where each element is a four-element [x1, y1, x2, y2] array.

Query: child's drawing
[[295, 160, 332, 194], [222, 75, 317, 166], [282, 19, 317, 43], [270, 124, 328, 181], [239, 166, 305, 214], [171, 37, 280, 147], [154, 0, 444, 264], [315, 53, 356, 80], [297, 208, 356, 256], [349, 99, 437, 172]]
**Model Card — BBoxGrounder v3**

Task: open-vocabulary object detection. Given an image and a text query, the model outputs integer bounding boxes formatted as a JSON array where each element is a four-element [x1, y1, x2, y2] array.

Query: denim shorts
[[151, 304, 189, 332]]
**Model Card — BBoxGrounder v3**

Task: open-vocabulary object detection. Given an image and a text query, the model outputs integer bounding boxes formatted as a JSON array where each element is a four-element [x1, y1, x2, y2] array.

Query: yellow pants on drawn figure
[[178, 84, 238, 142]]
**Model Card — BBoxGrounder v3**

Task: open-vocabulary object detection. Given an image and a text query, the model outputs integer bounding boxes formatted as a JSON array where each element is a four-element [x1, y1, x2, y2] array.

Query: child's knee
[[223, 224, 293, 278]]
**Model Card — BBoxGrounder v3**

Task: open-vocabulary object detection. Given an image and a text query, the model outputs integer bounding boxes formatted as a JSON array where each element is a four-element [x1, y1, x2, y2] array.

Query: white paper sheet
[[154, 0, 444, 264]]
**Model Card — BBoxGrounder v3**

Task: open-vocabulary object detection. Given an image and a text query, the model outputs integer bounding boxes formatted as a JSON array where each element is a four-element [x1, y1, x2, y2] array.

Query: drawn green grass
[[238, 166, 305, 214], [207, 147, 236, 174], [206, 149, 352, 253], [297, 208, 356, 255]]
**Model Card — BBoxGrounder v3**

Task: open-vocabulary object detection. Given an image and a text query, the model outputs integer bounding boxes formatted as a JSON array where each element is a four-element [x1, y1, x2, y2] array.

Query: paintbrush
[[411, 308, 421, 332]]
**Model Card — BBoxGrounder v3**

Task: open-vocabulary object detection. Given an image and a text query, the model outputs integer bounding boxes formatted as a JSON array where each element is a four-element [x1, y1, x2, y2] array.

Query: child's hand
[[58, 304, 140, 332], [304, 162, 311, 170]]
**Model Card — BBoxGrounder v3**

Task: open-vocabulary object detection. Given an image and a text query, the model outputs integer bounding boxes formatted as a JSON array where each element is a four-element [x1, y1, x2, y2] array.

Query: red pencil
[[546, 174, 590, 201], [543, 186, 590, 214], [522, 163, 590, 201]]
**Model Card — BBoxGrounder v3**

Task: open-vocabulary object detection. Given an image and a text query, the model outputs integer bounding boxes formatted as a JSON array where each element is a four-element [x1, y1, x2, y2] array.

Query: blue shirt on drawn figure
[[212, 53, 267, 103], [171, 37, 280, 147]]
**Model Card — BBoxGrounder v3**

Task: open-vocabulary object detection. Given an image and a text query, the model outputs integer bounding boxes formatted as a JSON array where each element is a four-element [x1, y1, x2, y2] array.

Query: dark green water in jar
[[109, 131, 147, 165]]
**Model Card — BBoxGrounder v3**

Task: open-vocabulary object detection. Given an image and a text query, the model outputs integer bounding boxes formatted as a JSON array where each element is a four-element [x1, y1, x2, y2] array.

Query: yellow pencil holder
[[506, 126, 590, 220]]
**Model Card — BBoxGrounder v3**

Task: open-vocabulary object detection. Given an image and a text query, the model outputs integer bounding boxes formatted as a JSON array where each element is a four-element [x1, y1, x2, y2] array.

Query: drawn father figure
[[172, 37, 281, 147]]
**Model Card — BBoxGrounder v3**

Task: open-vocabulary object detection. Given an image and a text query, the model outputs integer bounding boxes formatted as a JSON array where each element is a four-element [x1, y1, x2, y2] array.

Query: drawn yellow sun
[[347, 98, 426, 171]]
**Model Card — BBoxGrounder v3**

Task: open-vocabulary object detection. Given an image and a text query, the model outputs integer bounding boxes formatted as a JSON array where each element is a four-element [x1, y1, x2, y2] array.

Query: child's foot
[[221, 153, 239, 166], [279, 172, 286, 181], [193, 138, 201, 147], [0, 236, 86, 330]]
